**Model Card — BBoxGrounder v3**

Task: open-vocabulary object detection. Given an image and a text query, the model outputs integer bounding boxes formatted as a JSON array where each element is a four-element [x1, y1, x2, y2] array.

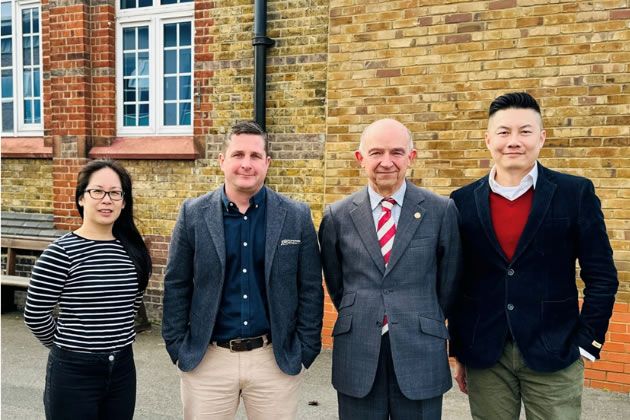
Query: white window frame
[[1, 0, 43, 136], [116, 2, 194, 137]]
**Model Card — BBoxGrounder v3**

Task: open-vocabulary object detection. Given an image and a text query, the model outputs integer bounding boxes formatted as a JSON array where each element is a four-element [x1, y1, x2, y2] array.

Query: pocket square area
[[281, 239, 301, 246]]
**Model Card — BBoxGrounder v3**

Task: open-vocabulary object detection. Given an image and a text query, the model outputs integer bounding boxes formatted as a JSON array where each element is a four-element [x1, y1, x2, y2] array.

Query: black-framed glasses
[[85, 189, 125, 201]]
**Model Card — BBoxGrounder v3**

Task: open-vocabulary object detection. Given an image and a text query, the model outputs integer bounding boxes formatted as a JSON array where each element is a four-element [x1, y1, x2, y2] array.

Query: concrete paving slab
[[2, 312, 628, 419]]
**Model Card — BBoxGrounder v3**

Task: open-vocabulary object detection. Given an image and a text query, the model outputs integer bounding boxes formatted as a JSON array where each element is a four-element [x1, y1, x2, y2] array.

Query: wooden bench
[[1, 235, 55, 310]]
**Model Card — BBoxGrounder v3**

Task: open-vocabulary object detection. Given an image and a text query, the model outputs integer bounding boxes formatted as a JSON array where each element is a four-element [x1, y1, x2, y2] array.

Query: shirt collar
[[221, 185, 266, 212], [489, 162, 538, 201], [368, 181, 406, 211]]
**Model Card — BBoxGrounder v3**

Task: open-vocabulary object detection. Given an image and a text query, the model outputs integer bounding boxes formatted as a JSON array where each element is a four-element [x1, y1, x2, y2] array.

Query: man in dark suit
[[449, 92, 618, 419], [162, 121, 324, 419], [319, 118, 463, 420]]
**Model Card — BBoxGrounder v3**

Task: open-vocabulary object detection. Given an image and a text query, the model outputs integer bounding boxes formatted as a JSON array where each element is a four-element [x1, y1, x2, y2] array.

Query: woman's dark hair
[[75, 159, 152, 291]]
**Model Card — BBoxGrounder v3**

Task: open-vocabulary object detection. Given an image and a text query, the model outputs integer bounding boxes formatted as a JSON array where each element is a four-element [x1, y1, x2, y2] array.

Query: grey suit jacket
[[319, 180, 462, 400], [162, 186, 324, 375]]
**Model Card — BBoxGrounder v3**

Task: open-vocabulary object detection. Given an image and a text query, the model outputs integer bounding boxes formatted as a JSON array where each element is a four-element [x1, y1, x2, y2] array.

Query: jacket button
[[507, 304, 515, 311], [507, 269, 515, 276]]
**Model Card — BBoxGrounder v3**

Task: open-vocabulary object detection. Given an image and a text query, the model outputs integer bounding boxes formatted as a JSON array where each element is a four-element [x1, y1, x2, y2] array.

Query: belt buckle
[[228, 338, 243, 353]]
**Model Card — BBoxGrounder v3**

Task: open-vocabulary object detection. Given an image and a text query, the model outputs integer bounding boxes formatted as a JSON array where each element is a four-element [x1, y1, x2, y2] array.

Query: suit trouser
[[338, 333, 443, 420], [178, 343, 304, 420], [466, 337, 584, 420]]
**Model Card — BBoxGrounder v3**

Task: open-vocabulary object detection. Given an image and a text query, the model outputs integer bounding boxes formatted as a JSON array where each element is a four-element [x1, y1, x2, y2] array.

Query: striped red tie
[[377, 198, 396, 333], [378, 198, 396, 266]]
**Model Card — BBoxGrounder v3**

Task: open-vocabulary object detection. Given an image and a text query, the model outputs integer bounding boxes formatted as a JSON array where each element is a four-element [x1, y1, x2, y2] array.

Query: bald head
[[359, 119, 414, 153]]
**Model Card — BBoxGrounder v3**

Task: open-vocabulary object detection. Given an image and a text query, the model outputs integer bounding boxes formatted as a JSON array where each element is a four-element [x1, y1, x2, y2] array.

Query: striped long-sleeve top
[[24, 232, 143, 352]]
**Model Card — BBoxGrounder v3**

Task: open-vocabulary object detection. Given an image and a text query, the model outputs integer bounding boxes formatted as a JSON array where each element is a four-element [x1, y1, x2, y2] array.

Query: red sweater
[[489, 188, 534, 261]]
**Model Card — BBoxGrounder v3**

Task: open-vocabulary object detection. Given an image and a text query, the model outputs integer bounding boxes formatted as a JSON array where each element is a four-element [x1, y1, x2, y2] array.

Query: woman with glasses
[[25, 159, 152, 420]]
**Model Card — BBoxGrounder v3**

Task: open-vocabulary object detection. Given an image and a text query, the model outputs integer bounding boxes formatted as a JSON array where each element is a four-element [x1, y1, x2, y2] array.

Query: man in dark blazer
[[449, 92, 618, 419], [319, 118, 463, 420], [162, 121, 324, 419]]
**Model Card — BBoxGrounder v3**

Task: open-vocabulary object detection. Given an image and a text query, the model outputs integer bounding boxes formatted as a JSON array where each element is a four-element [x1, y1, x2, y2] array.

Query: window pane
[[138, 27, 148, 50], [180, 22, 191, 46], [123, 28, 135, 51], [179, 75, 190, 100], [123, 78, 135, 102], [138, 78, 149, 101], [179, 102, 190, 125], [164, 50, 176, 74], [123, 53, 135, 76], [181, 0, 193, 2], [179, 48, 191, 73], [32, 9, 39, 32], [124, 104, 136, 126], [33, 35, 39, 65], [34, 99, 40, 123], [24, 99, 32, 123], [164, 103, 176, 125], [161, 0, 177, 4], [138, 51, 149, 76], [121, 0, 136, 9], [33, 69, 40, 97], [23, 69, 32, 96], [1, 38, 11, 67], [21, 9, 30, 34], [23, 35, 31, 66], [1, 2, 11, 36], [138, 103, 149, 126], [139, 0, 152, 7], [2, 101, 13, 131], [164, 24, 176, 48], [164, 76, 176, 101], [1, 69, 11, 97]]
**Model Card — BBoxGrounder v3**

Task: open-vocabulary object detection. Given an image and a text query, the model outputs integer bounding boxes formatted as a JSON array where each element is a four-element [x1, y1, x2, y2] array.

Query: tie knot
[[381, 198, 395, 211]]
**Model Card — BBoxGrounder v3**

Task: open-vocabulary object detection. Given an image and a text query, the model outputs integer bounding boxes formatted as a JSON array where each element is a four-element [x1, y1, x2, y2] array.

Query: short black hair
[[224, 120, 269, 155], [488, 92, 541, 118]]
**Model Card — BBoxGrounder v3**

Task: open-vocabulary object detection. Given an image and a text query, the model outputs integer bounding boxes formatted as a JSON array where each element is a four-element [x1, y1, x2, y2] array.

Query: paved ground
[[2, 311, 629, 419]]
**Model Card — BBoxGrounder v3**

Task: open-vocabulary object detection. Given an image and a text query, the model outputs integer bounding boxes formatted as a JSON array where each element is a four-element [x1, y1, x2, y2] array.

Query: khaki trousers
[[466, 338, 584, 420], [179, 343, 304, 420]]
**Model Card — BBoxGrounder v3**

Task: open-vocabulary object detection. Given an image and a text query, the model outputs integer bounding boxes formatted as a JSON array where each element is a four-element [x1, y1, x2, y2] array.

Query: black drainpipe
[[252, 0, 275, 130]]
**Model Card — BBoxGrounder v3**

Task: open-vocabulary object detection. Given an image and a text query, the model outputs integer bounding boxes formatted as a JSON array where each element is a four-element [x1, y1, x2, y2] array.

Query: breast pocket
[[277, 245, 300, 275]]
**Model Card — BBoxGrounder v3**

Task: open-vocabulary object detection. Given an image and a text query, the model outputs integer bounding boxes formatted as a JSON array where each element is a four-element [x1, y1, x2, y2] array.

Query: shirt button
[[244, 321, 248, 326], [108, 355, 114, 361], [243, 242, 248, 247], [242, 268, 247, 273], [507, 304, 515, 311], [507, 269, 515, 276], [255, 204, 259, 208], [244, 216, 248, 220], [243, 294, 248, 299], [229, 202, 234, 206]]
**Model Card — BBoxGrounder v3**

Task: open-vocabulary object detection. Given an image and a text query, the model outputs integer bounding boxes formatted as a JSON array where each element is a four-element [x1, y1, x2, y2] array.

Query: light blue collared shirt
[[368, 182, 406, 230]]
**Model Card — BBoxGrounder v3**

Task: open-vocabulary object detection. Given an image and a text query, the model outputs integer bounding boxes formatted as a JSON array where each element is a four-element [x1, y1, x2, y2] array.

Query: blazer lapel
[[350, 187, 385, 276], [202, 189, 226, 276], [510, 164, 556, 263], [264, 187, 287, 285], [474, 177, 507, 261], [385, 181, 425, 275]]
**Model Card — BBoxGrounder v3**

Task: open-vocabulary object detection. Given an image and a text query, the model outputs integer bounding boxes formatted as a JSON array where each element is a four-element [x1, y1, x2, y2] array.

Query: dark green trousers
[[466, 338, 584, 420]]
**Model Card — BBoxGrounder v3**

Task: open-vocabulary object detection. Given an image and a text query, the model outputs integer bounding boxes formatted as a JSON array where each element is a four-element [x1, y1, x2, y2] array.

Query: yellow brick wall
[[325, 0, 629, 302], [1, 159, 54, 214]]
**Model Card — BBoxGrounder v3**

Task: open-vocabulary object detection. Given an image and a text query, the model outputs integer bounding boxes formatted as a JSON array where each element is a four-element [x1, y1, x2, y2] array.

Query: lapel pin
[[414, 212, 421, 219]]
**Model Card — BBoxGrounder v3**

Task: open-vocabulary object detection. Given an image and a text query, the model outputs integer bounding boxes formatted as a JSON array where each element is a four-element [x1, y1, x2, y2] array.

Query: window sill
[[0, 137, 52, 158], [88, 136, 198, 160]]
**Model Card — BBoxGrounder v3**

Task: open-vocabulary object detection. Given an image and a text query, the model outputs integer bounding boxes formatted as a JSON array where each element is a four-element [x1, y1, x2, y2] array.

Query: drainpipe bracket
[[252, 36, 275, 47]]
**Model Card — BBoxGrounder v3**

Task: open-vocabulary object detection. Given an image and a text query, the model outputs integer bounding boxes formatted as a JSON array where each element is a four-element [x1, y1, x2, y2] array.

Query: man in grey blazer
[[162, 121, 324, 420], [319, 119, 463, 420]]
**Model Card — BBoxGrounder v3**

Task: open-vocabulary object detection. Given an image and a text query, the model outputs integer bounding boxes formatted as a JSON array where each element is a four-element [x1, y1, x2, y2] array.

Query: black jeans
[[44, 345, 136, 420]]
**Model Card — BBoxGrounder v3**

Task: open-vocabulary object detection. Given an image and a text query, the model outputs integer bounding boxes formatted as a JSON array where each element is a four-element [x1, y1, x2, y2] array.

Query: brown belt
[[215, 334, 271, 352]]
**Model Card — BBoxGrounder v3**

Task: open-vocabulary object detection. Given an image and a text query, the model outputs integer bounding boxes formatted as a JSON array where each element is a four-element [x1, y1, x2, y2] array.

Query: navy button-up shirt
[[212, 186, 270, 341]]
